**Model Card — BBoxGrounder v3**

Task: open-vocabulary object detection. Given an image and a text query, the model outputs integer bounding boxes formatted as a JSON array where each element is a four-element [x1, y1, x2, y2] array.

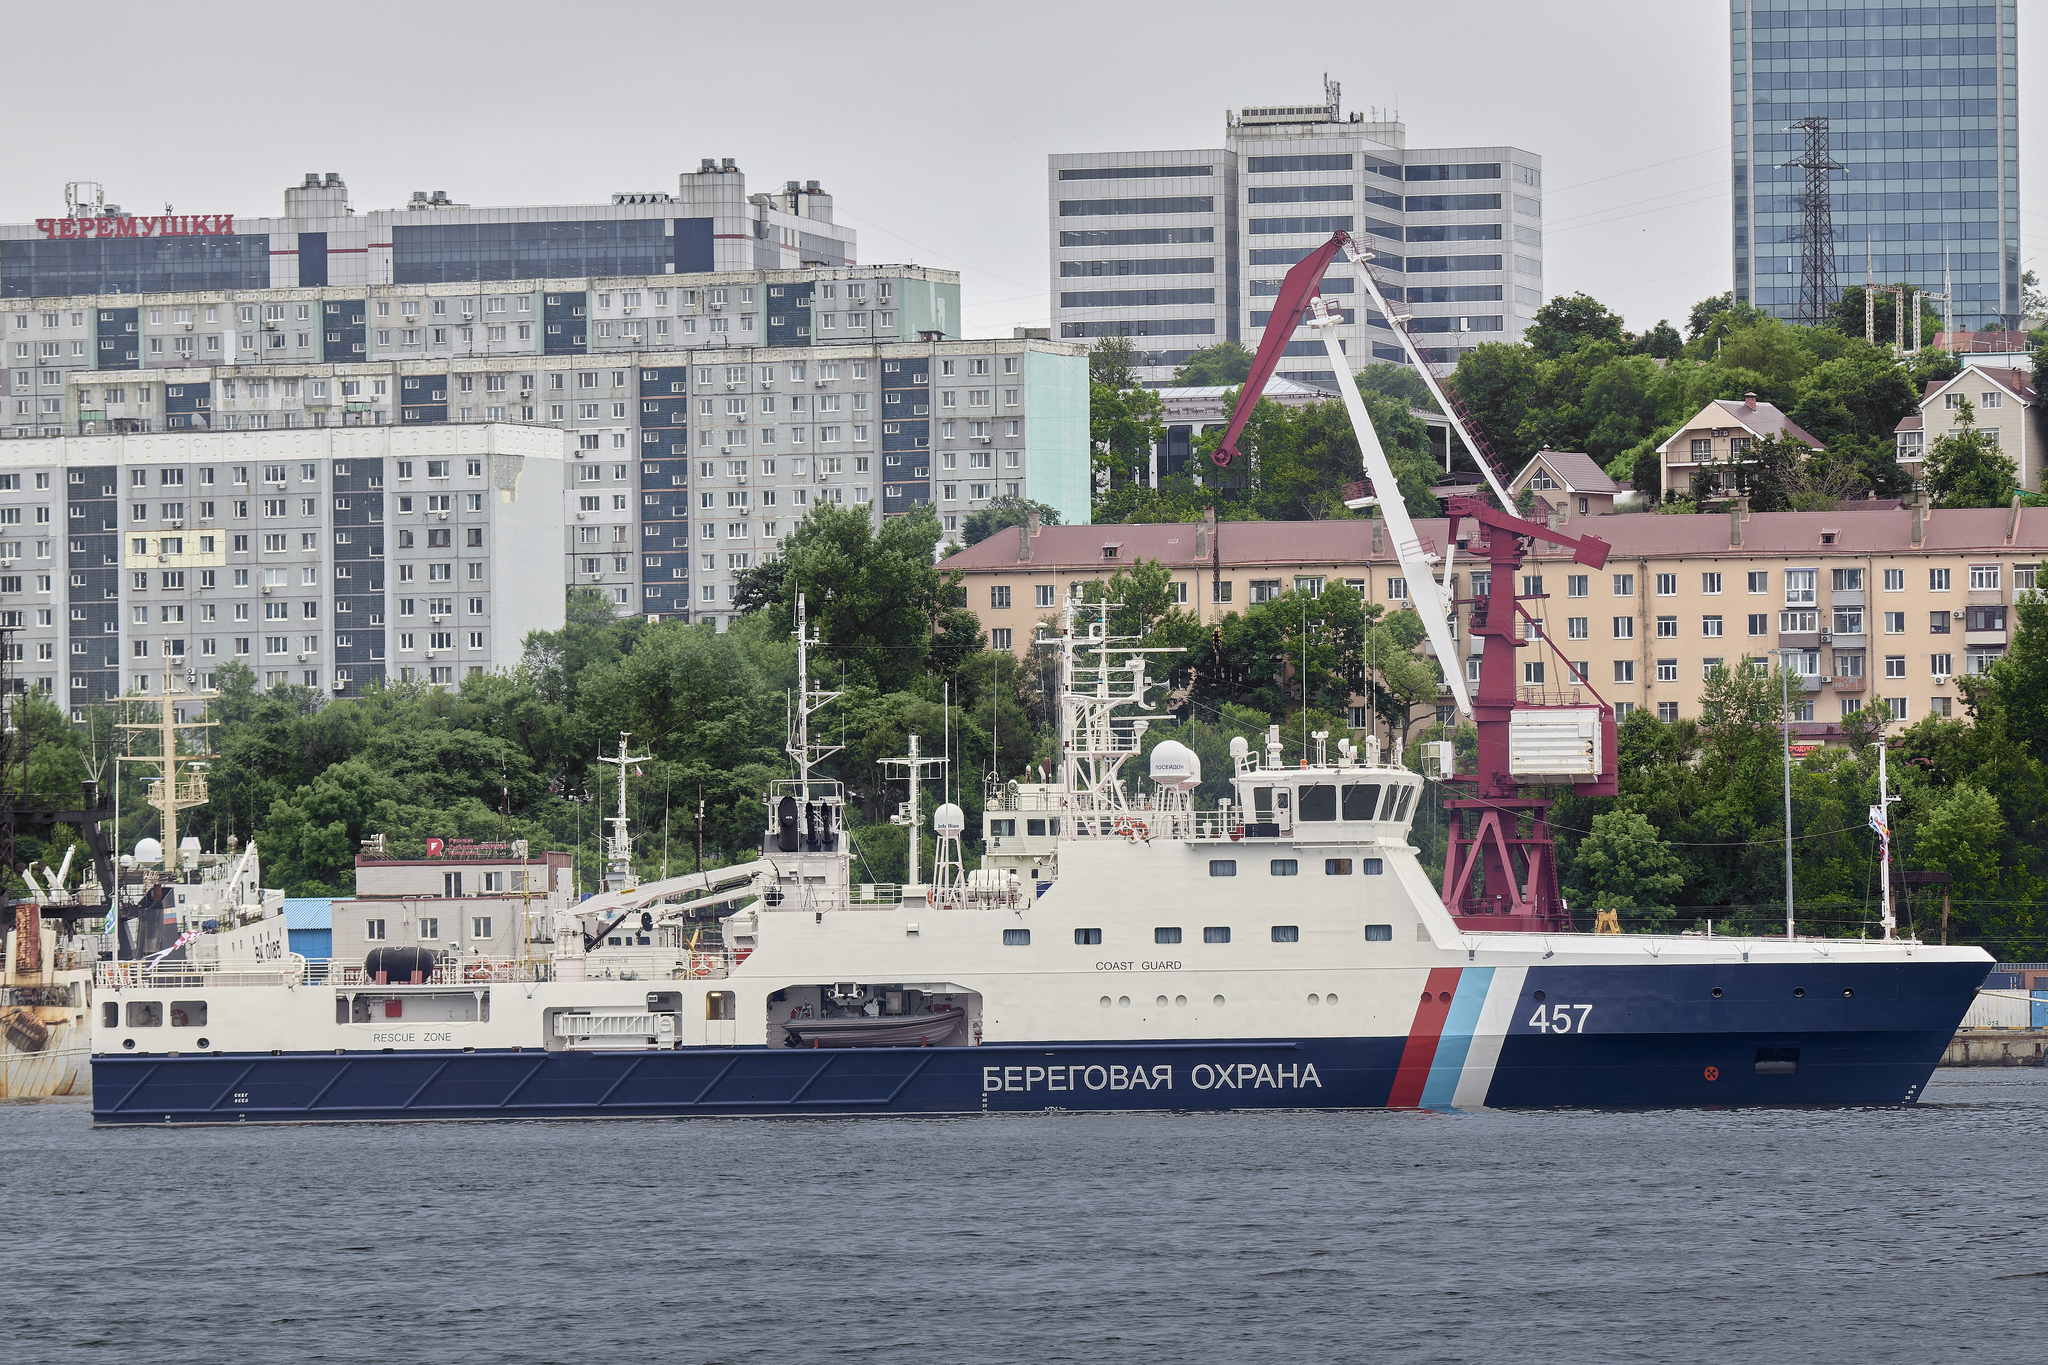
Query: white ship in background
[[3, 677, 285, 1098]]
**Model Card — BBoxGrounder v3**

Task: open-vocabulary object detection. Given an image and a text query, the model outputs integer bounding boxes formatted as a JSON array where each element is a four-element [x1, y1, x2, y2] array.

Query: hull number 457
[[1529, 1003, 1593, 1033]]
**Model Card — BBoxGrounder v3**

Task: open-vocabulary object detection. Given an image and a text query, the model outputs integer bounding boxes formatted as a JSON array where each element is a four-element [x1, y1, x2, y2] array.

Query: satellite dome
[[134, 837, 164, 864], [1228, 737, 1250, 761], [1149, 739, 1201, 790], [933, 802, 965, 835]]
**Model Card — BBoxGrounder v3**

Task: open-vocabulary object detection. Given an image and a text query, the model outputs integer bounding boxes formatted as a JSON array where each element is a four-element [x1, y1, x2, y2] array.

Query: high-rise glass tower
[[1733, 1, 2019, 331]]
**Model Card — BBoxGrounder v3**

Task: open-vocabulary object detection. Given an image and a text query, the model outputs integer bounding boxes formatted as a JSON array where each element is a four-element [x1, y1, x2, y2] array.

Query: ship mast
[[115, 670, 218, 874], [594, 732, 651, 893], [787, 591, 842, 798], [878, 734, 946, 890]]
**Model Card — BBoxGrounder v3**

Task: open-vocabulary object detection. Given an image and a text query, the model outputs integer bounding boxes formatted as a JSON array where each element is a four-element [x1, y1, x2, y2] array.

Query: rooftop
[[943, 506, 2048, 573]]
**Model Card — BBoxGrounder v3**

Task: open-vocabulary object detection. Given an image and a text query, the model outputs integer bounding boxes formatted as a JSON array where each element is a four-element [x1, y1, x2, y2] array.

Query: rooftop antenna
[[787, 592, 842, 798]]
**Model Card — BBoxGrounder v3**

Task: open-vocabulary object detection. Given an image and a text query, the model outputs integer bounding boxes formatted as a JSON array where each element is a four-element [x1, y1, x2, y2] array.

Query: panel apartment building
[[0, 424, 564, 714], [1050, 78, 1543, 389], [1734, 0, 2020, 329], [944, 501, 2044, 740], [2, 169, 1090, 622]]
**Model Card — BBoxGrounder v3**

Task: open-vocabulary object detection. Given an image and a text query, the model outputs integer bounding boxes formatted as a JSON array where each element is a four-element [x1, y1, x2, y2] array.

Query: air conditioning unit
[[1819, 629, 1833, 643], [815, 379, 829, 387], [1821, 674, 1834, 684], [331, 680, 346, 691], [975, 436, 991, 444], [260, 585, 272, 595], [157, 554, 168, 564], [1952, 610, 1965, 620], [437, 511, 448, 520], [622, 307, 635, 316], [297, 652, 309, 662], [426, 651, 436, 659], [431, 615, 443, 624], [1933, 674, 1951, 685], [709, 302, 723, 312], [726, 382, 738, 390], [760, 378, 775, 388]]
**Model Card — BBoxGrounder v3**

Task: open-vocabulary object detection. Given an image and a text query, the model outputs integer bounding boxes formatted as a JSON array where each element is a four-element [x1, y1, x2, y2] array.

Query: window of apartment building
[[990, 585, 1010, 609], [1613, 660, 1634, 684], [1612, 616, 1633, 640], [1567, 617, 1588, 640], [1656, 658, 1678, 683], [1970, 564, 2000, 591], [1612, 573, 1633, 596], [1655, 615, 1677, 638], [1655, 574, 1676, 596], [1929, 568, 1950, 592], [1212, 581, 1232, 604], [1566, 575, 1587, 598], [1930, 611, 1951, 634], [1035, 584, 1056, 608], [1748, 614, 1769, 636], [1701, 573, 1722, 594], [991, 628, 1013, 650], [1747, 571, 1768, 594], [1657, 702, 1679, 722], [1884, 612, 1905, 634], [1702, 615, 1723, 637], [1784, 569, 1817, 606]]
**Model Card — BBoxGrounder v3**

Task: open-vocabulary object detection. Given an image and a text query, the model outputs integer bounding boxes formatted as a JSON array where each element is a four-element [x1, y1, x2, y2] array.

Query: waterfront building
[[946, 498, 2043, 742], [1733, 0, 2020, 329], [0, 424, 564, 710], [1051, 78, 1542, 386]]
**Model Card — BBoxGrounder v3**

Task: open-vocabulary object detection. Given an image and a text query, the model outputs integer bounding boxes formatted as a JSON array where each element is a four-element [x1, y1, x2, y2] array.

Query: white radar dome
[[134, 837, 164, 864], [1228, 737, 1250, 761], [933, 802, 965, 835], [1149, 740, 1201, 790]]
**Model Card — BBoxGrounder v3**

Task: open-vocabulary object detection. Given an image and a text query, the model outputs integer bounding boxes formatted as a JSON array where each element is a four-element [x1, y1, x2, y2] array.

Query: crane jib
[[1212, 233, 1353, 467]]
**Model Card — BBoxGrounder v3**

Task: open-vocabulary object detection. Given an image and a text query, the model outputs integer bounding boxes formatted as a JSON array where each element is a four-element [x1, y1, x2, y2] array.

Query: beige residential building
[[1892, 365, 2042, 491], [944, 498, 2048, 743], [1658, 393, 1824, 500], [1510, 449, 1626, 518]]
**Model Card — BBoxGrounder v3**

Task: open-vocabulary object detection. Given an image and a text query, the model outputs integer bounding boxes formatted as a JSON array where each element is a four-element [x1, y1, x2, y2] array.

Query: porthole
[[1532, 989, 1547, 1001], [1842, 988, 1853, 998], [121, 1038, 135, 1050], [1711, 987, 1723, 999], [1118, 995, 1131, 1008], [1793, 987, 1805, 998], [1308, 993, 1321, 1006], [1174, 995, 1187, 1007], [196, 1037, 210, 1049], [1155, 995, 1169, 1007], [1213, 994, 1226, 1007], [1099, 996, 1112, 1008], [1326, 992, 1339, 1006]]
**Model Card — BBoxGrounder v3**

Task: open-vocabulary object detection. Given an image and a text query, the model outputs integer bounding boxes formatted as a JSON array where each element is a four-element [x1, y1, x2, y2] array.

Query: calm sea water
[[8, 1068, 2044, 1364]]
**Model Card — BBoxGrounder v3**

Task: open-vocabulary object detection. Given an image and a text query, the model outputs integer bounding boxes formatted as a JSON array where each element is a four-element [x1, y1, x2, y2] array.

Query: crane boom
[[1304, 295, 1472, 718], [1340, 240, 1515, 506]]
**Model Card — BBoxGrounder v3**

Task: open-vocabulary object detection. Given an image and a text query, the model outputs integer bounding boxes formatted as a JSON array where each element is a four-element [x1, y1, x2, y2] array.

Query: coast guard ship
[[88, 236, 1991, 1124]]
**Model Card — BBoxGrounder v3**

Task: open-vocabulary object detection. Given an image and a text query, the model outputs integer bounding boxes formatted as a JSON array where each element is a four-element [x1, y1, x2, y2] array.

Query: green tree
[[1686, 291, 1737, 341], [1523, 292, 1627, 359], [1448, 342, 1547, 464], [732, 502, 968, 692], [1923, 396, 2019, 508], [1089, 335, 1141, 389], [1356, 362, 1436, 410], [960, 495, 1060, 548], [1633, 319, 1684, 359], [1173, 342, 1255, 386], [1573, 808, 1687, 930]]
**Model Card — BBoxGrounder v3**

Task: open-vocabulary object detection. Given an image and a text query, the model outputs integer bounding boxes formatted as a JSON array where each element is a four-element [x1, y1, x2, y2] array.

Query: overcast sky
[[7, 0, 2045, 338]]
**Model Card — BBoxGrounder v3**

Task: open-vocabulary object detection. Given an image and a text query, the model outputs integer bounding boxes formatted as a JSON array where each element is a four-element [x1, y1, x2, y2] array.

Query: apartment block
[[0, 424, 563, 712], [1052, 78, 1541, 387], [944, 502, 2046, 741]]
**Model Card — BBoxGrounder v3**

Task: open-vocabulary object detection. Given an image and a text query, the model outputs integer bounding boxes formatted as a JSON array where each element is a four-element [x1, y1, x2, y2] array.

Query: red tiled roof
[[940, 507, 2048, 573]]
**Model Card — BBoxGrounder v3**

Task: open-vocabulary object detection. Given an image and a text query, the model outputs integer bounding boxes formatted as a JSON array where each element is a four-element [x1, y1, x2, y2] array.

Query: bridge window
[[1298, 784, 1336, 821], [1341, 783, 1381, 820]]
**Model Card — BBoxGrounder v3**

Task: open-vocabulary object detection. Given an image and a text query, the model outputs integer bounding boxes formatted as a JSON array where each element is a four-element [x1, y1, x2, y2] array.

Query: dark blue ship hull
[[89, 959, 1989, 1124]]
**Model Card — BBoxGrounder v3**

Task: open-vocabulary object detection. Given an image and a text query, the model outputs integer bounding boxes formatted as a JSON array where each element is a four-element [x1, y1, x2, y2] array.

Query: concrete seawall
[[1941, 1031, 2048, 1067]]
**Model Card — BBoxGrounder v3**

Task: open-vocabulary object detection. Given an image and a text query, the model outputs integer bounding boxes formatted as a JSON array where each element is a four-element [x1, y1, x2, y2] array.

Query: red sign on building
[[34, 215, 237, 240]]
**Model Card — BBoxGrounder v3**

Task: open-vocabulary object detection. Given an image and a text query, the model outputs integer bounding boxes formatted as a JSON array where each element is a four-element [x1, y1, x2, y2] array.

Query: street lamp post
[[1774, 647, 1801, 940]]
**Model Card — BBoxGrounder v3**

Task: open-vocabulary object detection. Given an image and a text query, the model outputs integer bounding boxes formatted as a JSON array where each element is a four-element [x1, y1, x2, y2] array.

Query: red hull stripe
[[1387, 967, 1464, 1108]]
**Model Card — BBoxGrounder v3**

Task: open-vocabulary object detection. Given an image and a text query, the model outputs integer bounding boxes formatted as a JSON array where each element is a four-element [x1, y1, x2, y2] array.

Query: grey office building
[[1051, 79, 1543, 400], [1734, 0, 2020, 328]]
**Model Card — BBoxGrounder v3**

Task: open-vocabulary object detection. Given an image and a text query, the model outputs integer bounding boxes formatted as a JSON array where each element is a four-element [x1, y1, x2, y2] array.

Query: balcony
[[1964, 629, 2008, 648], [1831, 675, 1865, 692]]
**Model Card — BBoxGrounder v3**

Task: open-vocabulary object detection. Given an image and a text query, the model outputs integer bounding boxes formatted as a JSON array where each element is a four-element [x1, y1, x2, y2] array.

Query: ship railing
[[98, 959, 310, 990], [990, 789, 1064, 813], [577, 951, 730, 982], [1191, 810, 1247, 840], [327, 960, 563, 986]]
